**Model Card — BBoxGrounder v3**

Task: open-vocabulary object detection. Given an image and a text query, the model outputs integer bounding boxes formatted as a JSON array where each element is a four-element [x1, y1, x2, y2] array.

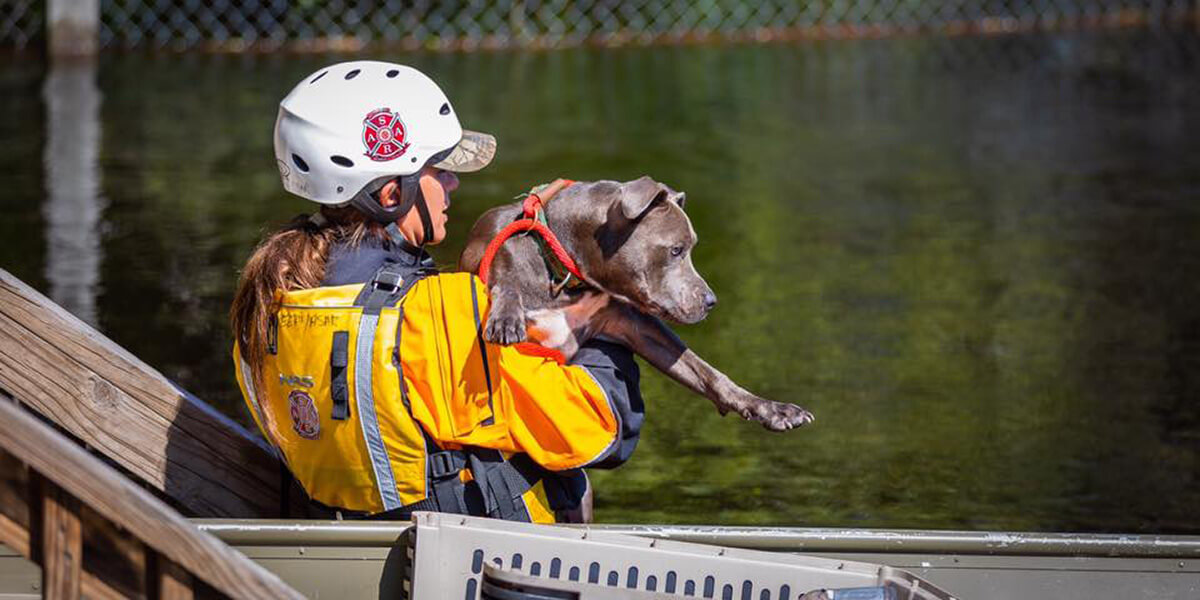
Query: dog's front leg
[[482, 251, 529, 344], [598, 305, 814, 431], [485, 285, 527, 344]]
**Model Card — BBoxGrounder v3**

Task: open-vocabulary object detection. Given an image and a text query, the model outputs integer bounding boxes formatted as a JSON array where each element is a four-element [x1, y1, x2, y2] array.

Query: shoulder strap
[[353, 263, 412, 314]]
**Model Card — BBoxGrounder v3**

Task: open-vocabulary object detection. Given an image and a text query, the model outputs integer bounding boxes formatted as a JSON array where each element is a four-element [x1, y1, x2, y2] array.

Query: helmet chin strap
[[384, 222, 425, 260], [351, 174, 435, 247], [413, 187, 436, 248], [349, 176, 410, 223]]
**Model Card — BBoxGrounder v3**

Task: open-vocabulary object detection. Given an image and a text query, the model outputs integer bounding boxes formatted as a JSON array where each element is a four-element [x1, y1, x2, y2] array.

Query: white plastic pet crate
[[398, 512, 958, 600]]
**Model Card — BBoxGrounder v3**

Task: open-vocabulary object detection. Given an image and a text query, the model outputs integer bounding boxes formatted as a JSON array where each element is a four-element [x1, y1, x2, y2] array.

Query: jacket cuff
[[571, 340, 644, 469]]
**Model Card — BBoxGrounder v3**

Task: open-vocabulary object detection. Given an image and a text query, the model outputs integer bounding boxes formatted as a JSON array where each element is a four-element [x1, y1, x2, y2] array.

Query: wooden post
[[148, 552, 195, 600], [0, 449, 31, 557], [40, 479, 83, 600], [47, 0, 99, 57]]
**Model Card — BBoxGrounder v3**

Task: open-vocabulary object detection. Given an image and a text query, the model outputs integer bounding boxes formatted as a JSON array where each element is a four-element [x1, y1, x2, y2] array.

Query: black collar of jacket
[[321, 227, 436, 287]]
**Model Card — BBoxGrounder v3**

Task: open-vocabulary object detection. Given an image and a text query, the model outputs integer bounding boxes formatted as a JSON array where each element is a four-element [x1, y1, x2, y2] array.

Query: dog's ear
[[617, 176, 675, 220]]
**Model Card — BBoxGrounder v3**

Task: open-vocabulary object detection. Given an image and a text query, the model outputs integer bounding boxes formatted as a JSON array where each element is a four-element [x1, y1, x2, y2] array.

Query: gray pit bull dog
[[459, 176, 814, 431]]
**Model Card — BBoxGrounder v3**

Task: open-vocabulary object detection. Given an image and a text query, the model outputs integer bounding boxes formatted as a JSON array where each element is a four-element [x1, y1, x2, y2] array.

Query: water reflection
[[6, 29, 1200, 532], [42, 58, 105, 327]]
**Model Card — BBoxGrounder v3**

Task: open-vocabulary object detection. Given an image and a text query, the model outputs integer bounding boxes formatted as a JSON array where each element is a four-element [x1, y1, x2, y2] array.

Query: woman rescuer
[[230, 61, 643, 523]]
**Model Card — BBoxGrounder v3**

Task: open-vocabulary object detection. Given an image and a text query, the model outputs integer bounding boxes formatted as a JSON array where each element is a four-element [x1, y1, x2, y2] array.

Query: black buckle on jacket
[[429, 451, 462, 479], [372, 271, 403, 293]]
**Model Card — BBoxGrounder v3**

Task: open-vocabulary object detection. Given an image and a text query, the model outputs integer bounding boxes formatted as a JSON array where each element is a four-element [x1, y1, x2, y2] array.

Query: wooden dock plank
[[0, 268, 282, 518], [0, 394, 302, 599]]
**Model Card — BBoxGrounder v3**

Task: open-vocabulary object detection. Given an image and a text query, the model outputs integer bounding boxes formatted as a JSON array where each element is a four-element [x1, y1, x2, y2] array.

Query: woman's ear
[[378, 178, 401, 207]]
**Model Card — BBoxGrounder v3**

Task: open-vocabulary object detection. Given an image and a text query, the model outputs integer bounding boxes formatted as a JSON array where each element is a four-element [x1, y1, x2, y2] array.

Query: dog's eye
[[669, 245, 684, 257]]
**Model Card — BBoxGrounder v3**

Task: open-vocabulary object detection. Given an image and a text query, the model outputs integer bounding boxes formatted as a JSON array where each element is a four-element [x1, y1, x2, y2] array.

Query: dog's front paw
[[726, 394, 813, 432], [714, 389, 814, 431], [752, 400, 814, 432], [485, 313, 527, 345]]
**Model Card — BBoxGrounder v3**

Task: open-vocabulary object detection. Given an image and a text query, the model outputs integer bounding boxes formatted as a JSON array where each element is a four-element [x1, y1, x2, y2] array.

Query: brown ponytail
[[230, 205, 383, 379]]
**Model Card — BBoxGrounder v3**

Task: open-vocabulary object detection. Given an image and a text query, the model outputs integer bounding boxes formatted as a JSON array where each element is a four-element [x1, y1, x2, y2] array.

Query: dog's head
[[574, 176, 716, 324]]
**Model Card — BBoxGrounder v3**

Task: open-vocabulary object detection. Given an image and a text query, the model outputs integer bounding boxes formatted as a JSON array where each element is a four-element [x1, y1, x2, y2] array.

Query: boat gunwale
[[193, 519, 1200, 558]]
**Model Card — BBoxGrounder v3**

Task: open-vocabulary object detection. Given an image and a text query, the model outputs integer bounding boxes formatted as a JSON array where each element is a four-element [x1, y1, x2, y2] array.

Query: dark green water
[[4, 30, 1200, 532]]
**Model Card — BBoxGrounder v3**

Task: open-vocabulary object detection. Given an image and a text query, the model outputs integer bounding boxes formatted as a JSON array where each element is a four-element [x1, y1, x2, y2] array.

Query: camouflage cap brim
[[432, 129, 496, 173]]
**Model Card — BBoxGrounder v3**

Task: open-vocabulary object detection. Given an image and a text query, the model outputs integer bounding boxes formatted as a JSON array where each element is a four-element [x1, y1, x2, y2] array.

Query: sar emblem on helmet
[[288, 390, 321, 440], [362, 108, 409, 162]]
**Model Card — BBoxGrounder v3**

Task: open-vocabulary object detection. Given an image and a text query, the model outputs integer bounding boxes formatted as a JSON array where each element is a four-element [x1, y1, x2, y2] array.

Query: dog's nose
[[703, 291, 718, 311]]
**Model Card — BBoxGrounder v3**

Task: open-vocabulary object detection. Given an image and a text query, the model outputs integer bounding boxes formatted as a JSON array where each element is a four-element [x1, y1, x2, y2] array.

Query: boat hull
[[1, 521, 1197, 599]]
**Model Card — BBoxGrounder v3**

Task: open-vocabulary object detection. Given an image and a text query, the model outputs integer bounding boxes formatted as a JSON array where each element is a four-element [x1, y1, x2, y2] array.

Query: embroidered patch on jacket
[[288, 390, 321, 440], [362, 108, 409, 161]]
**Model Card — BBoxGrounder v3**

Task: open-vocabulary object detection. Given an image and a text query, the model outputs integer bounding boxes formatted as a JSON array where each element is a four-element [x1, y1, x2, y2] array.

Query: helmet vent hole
[[345, 69, 360, 80], [337, 186, 344, 193], [330, 155, 354, 168], [386, 69, 399, 78], [291, 153, 310, 173], [439, 103, 451, 115], [309, 71, 327, 84]]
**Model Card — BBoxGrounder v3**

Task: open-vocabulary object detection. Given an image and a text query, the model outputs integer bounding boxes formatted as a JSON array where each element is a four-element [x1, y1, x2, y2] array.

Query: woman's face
[[397, 166, 459, 245]]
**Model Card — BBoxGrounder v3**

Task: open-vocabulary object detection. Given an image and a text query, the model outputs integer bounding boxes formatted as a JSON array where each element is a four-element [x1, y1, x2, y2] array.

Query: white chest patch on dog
[[525, 293, 610, 359]]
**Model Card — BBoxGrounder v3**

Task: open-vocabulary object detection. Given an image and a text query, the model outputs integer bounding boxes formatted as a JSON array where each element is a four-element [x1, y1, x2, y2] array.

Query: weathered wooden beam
[[0, 394, 302, 599], [0, 268, 283, 518]]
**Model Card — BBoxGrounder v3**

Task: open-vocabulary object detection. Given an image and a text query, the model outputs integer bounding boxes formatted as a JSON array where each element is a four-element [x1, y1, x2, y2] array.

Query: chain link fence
[[0, 0, 42, 49], [2, 1, 1198, 52]]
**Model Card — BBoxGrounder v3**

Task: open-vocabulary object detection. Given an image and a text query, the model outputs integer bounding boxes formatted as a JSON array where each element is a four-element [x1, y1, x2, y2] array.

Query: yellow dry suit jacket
[[233, 238, 642, 523]]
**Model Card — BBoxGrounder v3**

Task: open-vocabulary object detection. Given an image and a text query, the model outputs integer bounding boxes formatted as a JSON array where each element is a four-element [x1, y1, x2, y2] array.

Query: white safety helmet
[[273, 60, 495, 223]]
